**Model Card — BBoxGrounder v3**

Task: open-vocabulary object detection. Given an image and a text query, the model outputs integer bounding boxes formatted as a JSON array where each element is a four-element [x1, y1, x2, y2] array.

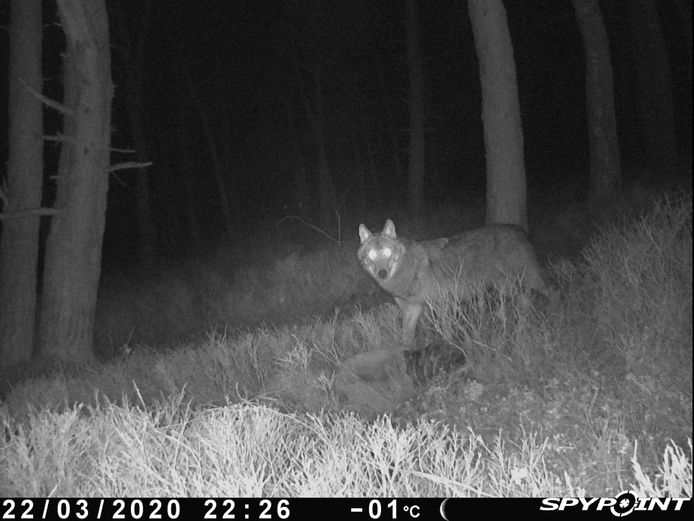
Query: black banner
[[1, 496, 691, 520]]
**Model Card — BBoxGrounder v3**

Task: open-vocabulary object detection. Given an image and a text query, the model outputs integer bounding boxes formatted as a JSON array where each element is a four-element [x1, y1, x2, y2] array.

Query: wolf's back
[[432, 224, 541, 283]]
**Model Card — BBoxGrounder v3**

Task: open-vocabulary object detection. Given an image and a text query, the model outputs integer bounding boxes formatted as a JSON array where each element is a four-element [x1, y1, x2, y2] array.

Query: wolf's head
[[358, 219, 406, 282]]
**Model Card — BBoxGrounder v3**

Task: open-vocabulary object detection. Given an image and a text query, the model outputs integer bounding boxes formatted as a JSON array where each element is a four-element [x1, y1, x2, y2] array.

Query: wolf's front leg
[[395, 298, 422, 350]]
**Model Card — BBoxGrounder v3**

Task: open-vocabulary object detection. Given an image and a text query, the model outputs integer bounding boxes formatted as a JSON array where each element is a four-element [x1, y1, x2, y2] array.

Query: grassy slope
[[0, 194, 691, 497]]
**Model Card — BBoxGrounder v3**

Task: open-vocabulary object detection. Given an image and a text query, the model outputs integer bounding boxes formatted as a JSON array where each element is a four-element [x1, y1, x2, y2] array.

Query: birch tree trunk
[[110, 0, 156, 266], [0, 0, 43, 368], [572, 0, 621, 208], [468, 0, 527, 230], [406, 0, 425, 224], [38, 0, 113, 364], [627, 0, 678, 175], [314, 65, 338, 231]]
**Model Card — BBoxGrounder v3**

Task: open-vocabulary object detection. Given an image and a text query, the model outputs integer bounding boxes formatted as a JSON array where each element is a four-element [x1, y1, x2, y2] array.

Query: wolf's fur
[[358, 219, 554, 348], [403, 342, 468, 387]]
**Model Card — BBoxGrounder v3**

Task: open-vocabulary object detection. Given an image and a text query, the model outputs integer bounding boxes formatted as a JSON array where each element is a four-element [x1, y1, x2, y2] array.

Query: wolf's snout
[[377, 268, 388, 279]]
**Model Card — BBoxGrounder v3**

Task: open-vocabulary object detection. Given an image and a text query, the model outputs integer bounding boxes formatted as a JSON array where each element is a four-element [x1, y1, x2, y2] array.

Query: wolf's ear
[[358, 224, 372, 244], [383, 219, 397, 239]]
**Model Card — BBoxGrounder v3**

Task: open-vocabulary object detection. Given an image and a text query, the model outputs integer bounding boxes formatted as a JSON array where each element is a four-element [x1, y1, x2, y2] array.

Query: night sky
[[0, 0, 691, 267]]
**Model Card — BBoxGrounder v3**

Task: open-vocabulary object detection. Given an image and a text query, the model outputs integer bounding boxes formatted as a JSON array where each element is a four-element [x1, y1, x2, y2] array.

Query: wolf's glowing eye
[[368, 249, 378, 261], [382, 247, 392, 258]]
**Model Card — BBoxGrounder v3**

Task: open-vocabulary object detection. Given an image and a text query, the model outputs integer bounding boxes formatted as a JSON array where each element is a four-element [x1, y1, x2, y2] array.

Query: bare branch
[[276, 215, 340, 245], [45, 133, 76, 144], [109, 161, 153, 173], [47, 134, 136, 156], [0, 207, 60, 221], [1, 179, 57, 219], [18, 78, 73, 116], [111, 146, 136, 154]]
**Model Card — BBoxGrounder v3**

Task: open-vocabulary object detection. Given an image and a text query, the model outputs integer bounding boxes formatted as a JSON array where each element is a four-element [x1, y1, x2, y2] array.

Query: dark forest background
[[1, 0, 690, 269]]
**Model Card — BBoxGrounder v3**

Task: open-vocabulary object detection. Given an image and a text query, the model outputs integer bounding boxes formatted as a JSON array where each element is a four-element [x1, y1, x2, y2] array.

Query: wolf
[[358, 219, 555, 349]]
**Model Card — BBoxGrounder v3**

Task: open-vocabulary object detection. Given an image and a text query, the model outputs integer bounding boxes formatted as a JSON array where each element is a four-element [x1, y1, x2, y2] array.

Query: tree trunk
[[674, 0, 692, 157], [38, 0, 113, 365], [0, 0, 43, 368], [188, 79, 236, 242], [110, 0, 156, 267], [352, 133, 368, 219], [314, 65, 337, 231], [130, 103, 157, 266], [627, 0, 678, 174], [572, 0, 621, 209], [468, 0, 527, 231], [364, 134, 387, 211], [162, 22, 236, 242], [282, 94, 311, 221], [287, 25, 318, 224], [674, 0, 692, 85], [406, 0, 425, 224], [175, 107, 202, 251], [376, 68, 405, 189]]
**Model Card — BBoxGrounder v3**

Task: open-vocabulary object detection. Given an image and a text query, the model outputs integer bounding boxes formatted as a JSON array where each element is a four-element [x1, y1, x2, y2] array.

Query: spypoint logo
[[540, 491, 690, 517]]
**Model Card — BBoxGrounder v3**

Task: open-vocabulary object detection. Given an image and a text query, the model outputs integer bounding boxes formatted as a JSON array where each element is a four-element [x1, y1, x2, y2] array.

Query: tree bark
[[406, 0, 425, 224], [187, 77, 236, 242], [364, 134, 387, 211], [468, 0, 527, 231], [286, 13, 318, 224], [376, 68, 405, 189], [38, 0, 113, 365], [627, 0, 678, 174], [674, 0, 692, 85], [352, 133, 368, 219], [0, 0, 43, 368], [110, 0, 156, 267], [161, 22, 237, 242], [674, 0, 692, 156], [572, 0, 621, 208], [282, 94, 311, 221], [314, 65, 338, 231], [175, 107, 202, 251]]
